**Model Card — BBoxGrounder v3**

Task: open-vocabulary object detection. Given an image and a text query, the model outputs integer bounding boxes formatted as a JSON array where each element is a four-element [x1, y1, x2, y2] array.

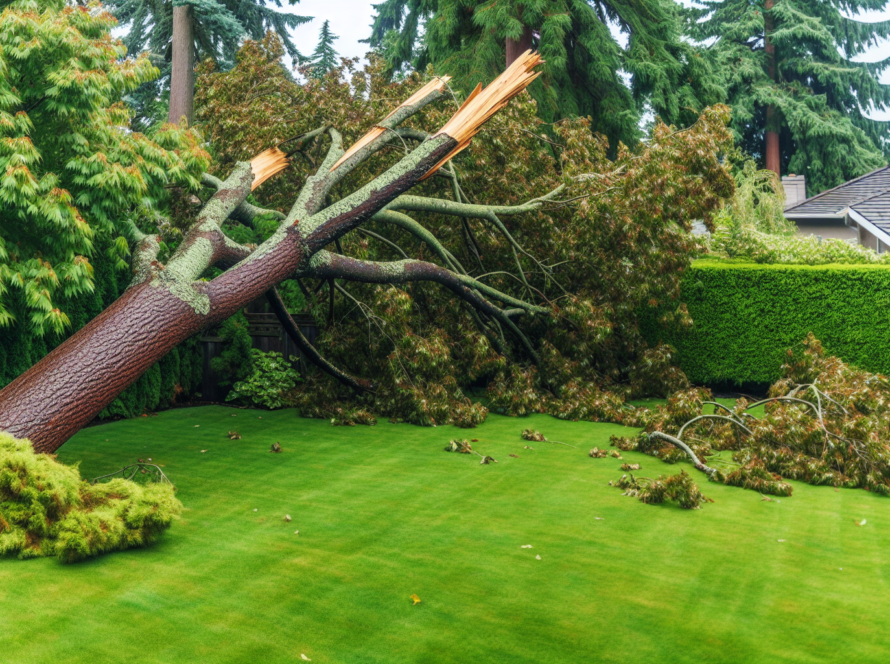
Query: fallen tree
[[0, 53, 558, 452]]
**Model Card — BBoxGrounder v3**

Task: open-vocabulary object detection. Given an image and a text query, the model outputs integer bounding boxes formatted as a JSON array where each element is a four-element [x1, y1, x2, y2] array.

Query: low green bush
[[227, 349, 302, 409], [643, 260, 890, 384], [0, 433, 182, 562]]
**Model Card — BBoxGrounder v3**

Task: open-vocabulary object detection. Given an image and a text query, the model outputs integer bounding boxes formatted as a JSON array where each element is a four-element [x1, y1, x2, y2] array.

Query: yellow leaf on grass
[[410, 594, 421, 605]]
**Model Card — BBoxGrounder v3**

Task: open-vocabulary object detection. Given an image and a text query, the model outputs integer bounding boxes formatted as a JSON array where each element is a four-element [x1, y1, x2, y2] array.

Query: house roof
[[784, 166, 890, 218]]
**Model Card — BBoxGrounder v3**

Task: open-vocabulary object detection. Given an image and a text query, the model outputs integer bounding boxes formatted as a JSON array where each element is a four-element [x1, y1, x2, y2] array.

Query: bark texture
[[764, 0, 780, 176], [169, 4, 195, 125]]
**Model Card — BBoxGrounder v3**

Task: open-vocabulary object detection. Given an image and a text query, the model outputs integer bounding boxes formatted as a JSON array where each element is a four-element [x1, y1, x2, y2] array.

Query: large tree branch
[[302, 252, 548, 317], [201, 173, 285, 226], [265, 287, 375, 393]]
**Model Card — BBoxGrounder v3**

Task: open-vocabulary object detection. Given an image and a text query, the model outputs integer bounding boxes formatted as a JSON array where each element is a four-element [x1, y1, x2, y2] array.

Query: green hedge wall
[[642, 260, 890, 384], [0, 253, 202, 419]]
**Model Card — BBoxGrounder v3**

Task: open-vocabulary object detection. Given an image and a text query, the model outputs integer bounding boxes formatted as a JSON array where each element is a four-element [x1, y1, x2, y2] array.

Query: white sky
[[289, 1, 890, 118]]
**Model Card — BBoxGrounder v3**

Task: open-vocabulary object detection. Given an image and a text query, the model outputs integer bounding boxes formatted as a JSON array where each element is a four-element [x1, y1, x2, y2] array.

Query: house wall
[[793, 219, 859, 241], [858, 225, 884, 252]]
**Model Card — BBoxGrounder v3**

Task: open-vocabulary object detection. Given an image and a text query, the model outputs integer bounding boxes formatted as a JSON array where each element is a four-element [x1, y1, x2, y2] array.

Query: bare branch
[[265, 287, 374, 393], [302, 251, 548, 317]]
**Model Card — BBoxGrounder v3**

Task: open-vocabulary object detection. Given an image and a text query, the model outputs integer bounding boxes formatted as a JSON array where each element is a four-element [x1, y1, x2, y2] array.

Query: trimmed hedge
[[0, 252, 202, 418], [643, 260, 890, 384]]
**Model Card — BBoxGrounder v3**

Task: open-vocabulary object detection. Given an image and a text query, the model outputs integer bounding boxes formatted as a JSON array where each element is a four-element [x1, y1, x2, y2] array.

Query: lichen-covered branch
[[303, 251, 548, 317]]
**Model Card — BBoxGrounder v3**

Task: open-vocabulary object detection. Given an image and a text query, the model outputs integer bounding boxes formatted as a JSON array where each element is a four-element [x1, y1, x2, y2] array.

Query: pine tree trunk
[[169, 4, 196, 125], [764, 0, 780, 176], [506, 26, 534, 68]]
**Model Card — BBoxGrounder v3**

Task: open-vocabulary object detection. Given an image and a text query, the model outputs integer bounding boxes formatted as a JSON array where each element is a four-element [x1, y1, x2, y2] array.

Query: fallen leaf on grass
[[194, 425, 200, 428], [228, 431, 241, 440], [294, 530, 300, 535], [621, 463, 640, 471], [471, 439, 479, 442], [523, 445, 535, 450], [509, 454, 519, 458], [301, 655, 311, 661], [535, 554, 542, 560], [479, 455, 496, 465], [777, 539, 786, 542], [270, 442, 282, 453], [410, 594, 421, 605], [521, 544, 533, 549], [857, 519, 867, 526], [285, 515, 292, 522], [200, 450, 208, 453], [594, 517, 604, 521]]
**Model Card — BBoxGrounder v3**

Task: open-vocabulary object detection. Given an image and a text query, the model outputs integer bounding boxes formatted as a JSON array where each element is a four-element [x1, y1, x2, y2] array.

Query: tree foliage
[[689, 0, 890, 192], [195, 36, 735, 426], [367, 0, 725, 147], [0, 0, 209, 333], [0, 431, 182, 562], [307, 19, 339, 79], [615, 335, 890, 497]]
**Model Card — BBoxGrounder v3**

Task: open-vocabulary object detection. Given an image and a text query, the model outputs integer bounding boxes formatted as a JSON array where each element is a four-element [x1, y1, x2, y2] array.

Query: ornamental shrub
[[226, 349, 302, 409], [0, 433, 182, 562]]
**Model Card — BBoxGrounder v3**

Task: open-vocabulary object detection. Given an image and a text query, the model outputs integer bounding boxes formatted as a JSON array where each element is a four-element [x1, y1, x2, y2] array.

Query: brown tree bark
[[169, 4, 196, 126], [506, 26, 534, 68], [764, 0, 780, 176]]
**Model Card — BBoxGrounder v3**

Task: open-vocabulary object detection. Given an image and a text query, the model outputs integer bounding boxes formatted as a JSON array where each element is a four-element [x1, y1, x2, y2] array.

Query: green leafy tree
[[307, 19, 339, 79], [688, 0, 890, 192], [367, 0, 725, 146], [105, 0, 311, 125], [0, 0, 209, 333]]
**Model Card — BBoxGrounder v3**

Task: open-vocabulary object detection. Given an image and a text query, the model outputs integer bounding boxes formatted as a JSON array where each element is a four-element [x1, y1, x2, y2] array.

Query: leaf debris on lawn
[[411, 594, 421, 605], [228, 431, 241, 440]]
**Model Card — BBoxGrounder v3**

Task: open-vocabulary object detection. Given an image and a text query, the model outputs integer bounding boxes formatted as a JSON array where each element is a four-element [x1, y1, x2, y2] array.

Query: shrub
[[226, 349, 302, 409], [0, 433, 182, 562], [643, 260, 890, 384]]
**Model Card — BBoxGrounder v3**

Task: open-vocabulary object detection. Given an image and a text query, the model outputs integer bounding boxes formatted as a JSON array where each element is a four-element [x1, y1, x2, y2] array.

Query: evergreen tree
[[308, 20, 339, 79], [367, 0, 725, 147], [689, 0, 890, 193], [106, 0, 311, 126]]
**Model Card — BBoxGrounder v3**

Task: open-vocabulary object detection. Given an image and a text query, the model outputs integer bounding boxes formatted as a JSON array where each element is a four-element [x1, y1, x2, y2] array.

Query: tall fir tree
[[367, 0, 725, 147], [308, 19, 339, 79], [106, 0, 311, 126], [689, 0, 890, 193]]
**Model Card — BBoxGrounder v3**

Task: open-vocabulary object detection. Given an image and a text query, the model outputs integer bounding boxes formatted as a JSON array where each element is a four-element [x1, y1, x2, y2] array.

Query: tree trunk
[[169, 4, 195, 126], [764, 0, 780, 176], [506, 26, 534, 69], [0, 226, 307, 454]]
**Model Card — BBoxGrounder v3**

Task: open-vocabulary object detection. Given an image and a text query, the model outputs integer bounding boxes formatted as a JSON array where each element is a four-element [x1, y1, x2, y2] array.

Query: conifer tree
[[367, 0, 724, 146], [689, 0, 890, 193], [308, 20, 339, 79], [106, 0, 311, 126]]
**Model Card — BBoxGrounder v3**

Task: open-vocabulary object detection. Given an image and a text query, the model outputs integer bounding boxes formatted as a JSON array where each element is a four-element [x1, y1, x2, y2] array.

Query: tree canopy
[[195, 36, 735, 427], [689, 0, 890, 192], [367, 0, 725, 147], [0, 0, 208, 333]]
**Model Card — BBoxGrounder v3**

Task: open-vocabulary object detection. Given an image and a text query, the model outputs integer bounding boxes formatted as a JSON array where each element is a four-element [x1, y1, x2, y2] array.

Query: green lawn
[[2, 406, 889, 663]]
